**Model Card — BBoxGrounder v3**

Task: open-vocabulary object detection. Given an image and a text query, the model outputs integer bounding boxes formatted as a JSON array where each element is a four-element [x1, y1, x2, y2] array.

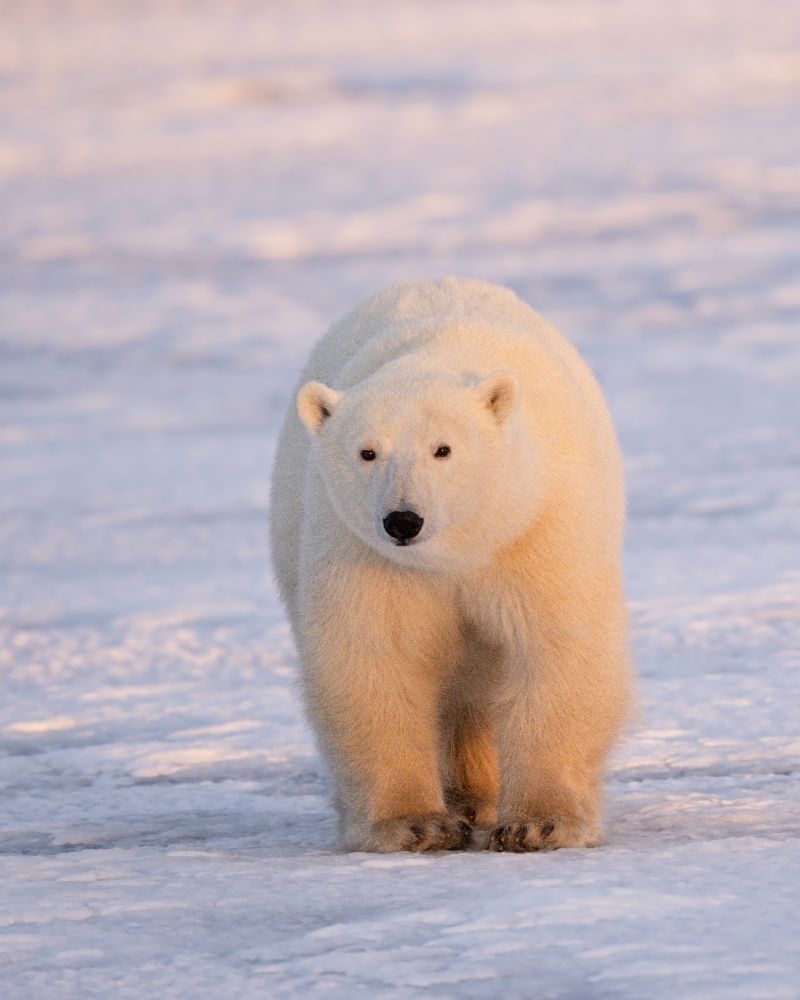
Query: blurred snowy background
[[1, 1, 799, 996]]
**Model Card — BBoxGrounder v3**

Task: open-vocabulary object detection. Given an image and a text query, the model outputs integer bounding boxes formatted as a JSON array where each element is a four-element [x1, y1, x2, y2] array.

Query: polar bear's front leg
[[300, 558, 468, 852], [488, 588, 630, 852]]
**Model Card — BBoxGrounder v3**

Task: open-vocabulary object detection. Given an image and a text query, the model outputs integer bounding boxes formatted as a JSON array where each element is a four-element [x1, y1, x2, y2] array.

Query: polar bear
[[270, 277, 631, 853]]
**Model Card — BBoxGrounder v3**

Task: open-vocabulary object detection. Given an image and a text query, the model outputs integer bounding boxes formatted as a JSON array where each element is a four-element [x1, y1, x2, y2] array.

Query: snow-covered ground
[[2, 2, 799, 996]]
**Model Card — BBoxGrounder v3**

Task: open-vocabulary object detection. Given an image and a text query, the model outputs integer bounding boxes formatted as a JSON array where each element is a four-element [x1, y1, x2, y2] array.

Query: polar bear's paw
[[368, 813, 473, 853], [488, 815, 600, 852], [444, 789, 497, 828]]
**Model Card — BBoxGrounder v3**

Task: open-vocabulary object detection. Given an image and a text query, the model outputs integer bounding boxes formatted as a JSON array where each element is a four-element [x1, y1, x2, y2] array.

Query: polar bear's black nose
[[383, 510, 424, 543]]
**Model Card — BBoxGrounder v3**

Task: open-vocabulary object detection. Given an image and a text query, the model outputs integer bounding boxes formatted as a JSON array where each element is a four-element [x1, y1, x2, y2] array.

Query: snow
[[1, 1, 799, 996]]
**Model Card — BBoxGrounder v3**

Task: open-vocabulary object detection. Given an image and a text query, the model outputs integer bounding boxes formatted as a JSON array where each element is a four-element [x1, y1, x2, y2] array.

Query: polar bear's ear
[[297, 381, 341, 434], [478, 372, 519, 423]]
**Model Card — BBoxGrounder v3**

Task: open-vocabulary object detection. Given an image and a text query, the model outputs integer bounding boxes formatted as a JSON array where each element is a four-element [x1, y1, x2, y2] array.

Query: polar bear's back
[[297, 277, 567, 391]]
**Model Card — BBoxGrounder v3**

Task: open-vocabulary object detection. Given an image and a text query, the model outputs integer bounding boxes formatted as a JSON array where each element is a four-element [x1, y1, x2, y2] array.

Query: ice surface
[[1, 2, 799, 997]]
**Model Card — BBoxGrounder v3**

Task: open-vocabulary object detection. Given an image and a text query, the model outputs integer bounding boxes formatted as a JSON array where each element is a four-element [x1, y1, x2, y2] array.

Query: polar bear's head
[[296, 371, 541, 572]]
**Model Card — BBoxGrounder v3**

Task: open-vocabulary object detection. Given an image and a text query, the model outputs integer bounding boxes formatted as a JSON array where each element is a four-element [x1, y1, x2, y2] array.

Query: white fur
[[271, 277, 632, 853]]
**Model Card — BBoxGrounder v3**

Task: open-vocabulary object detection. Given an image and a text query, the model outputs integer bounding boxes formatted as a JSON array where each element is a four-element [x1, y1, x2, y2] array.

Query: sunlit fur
[[271, 277, 632, 852]]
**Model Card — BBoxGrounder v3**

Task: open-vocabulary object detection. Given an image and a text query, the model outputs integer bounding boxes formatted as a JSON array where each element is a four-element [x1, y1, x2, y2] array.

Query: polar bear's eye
[[360, 449, 377, 462], [434, 445, 451, 458]]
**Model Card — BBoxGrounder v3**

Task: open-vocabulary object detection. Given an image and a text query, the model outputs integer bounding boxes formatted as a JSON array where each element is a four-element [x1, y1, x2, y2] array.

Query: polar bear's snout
[[382, 509, 424, 545]]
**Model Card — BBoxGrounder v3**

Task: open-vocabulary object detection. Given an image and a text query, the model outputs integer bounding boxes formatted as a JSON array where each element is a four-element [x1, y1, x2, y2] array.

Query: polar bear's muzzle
[[382, 509, 424, 545]]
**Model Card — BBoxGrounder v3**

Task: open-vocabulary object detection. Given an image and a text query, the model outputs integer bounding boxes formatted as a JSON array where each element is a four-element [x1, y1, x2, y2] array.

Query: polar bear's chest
[[456, 577, 538, 656]]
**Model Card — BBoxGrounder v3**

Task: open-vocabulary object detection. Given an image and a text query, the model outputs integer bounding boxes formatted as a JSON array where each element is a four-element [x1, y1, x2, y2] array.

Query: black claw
[[448, 821, 470, 850], [540, 821, 556, 839], [488, 826, 502, 850], [409, 822, 425, 843], [514, 824, 528, 849]]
